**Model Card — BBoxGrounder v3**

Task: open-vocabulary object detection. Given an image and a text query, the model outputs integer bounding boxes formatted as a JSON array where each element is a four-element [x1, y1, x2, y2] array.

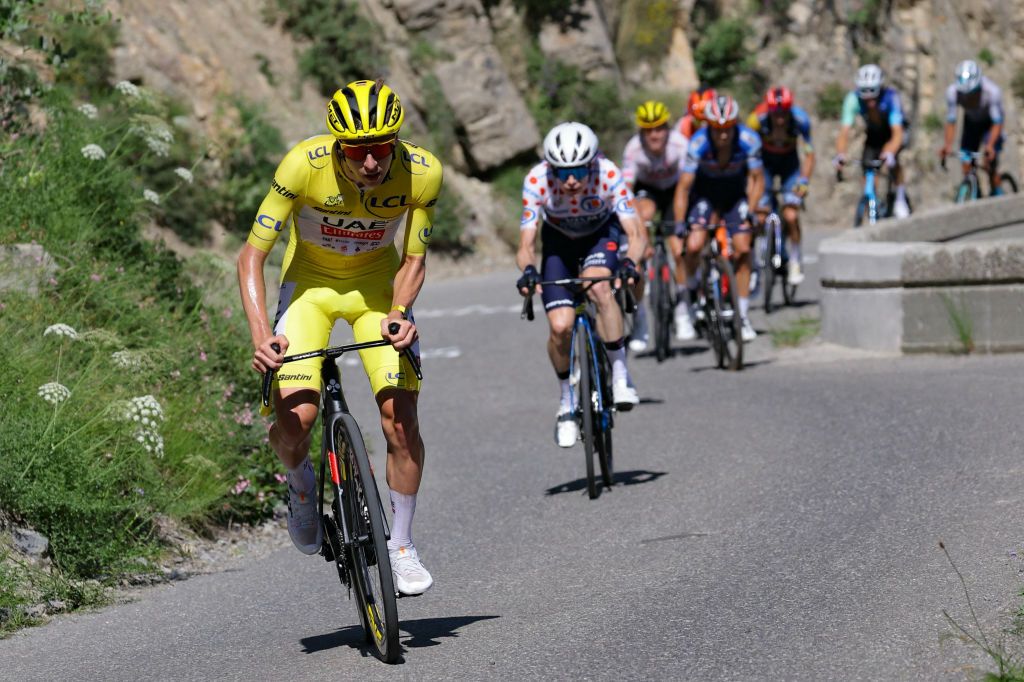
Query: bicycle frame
[[568, 309, 610, 428]]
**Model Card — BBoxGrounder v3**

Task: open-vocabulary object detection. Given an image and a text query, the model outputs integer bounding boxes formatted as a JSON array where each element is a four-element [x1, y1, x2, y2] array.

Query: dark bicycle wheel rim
[[714, 256, 744, 371], [575, 326, 598, 499], [763, 230, 776, 314], [853, 197, 867, 227], [701, 263, 725, 368], [337, 417, 400, 663], [596, 346, 614, 489], [652, 250, 672, 362], [998, 173, 1018, 195], [955, 178, 974, 204]]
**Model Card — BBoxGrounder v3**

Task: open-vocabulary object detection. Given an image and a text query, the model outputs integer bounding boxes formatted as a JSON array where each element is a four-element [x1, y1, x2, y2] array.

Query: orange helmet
[[689, 88, 717, 120], [704, 95, 739, 128]]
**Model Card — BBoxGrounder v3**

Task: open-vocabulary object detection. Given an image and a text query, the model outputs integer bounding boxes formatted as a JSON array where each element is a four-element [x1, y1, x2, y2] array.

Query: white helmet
[[855, 64, 884, 98], [954, 59, 982, 94], [543, 122, 599, 168]]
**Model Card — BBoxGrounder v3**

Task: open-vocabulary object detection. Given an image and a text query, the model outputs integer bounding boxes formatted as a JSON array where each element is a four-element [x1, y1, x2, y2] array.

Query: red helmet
[[765, 86, 794, 112], [689, 87, 717, 119], [704, 95, 739, 128]]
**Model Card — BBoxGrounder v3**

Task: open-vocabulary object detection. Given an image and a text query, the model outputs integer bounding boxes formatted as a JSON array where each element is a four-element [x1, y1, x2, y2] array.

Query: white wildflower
[[77, 103, 98, 119], [115, 80, 140, 98], [111, 350, 142, 369], [143, 189, 161, 205], [38, 382, 70, 405], [145, 137, 170, 157], [80, 144, 106, 161], [173, 167, 194, 184], [114, 395, 166, 457], [44, 323, 78, 340]]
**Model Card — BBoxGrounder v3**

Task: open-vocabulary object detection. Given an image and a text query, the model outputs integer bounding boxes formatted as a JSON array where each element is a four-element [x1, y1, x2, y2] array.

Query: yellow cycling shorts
[[271, 256, 420, 397]]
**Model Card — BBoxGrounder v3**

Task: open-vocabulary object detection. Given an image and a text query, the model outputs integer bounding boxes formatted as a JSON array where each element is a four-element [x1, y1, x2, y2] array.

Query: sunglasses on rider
[[341, 140, 395, 162], [553, 165, 590, 183]]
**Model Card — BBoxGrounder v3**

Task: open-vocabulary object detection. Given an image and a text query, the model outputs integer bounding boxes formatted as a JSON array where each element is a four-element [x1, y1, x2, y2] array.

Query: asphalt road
[[4, 230, 1024, 680]]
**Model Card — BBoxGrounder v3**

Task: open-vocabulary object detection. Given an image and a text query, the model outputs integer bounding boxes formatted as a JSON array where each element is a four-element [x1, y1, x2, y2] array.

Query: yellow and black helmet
[[635, 100, 670, 129], [326, 79, 404, 142]]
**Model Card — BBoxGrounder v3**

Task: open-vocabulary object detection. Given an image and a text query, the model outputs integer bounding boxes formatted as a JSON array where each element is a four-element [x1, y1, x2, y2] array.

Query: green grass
[[941, 294, 974, 353], [817, 82, 847, 120], [770, 316, 821, 347], [922, 112, 944, 133], [0, 13, 284, 610], [778, 43, 798, 65], [978, 47, 996, 67]]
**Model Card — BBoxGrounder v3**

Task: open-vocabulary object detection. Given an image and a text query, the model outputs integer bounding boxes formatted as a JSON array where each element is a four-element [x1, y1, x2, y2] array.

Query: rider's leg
[[377, 388, 423, 548], [545, 305, 578, 447], [271, 388, 319, 485]]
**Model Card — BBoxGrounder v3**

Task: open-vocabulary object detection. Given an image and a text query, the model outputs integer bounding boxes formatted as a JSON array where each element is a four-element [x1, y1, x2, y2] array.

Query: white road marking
[[341, 346, 462, 366], [412, 304, 520, 319]]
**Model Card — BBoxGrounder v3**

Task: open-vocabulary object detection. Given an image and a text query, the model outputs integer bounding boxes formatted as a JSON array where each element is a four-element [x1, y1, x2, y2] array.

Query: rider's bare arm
[[383, 252, 425, 350], [516, 227, 538, 272], [237, 243, 284, 372], [747, 167, 765, 216], [673, 171, 695, 230], [835, 125, 851, 158], [621, 214, 647, 266]]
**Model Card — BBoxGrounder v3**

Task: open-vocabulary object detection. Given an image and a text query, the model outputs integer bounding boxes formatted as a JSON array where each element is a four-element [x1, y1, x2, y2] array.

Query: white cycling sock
[[789, 242, 802, 264], [287, 456, 315, 494], [387, 490, 416, 551], [559, 378, 573, 412], [606, 345, 628, 384], [896, 185, 907, 203], [739, 296, 750, 320]]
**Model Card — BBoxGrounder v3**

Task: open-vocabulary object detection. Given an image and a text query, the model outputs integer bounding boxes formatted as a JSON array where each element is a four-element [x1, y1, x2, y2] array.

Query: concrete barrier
[[819, 194, 1024, 353]]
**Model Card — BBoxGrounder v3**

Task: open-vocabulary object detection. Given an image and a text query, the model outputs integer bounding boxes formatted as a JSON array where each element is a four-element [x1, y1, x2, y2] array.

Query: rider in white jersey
[[516, 122, 647, 448], [620, 100, 689, 352], [940, 60, 1007, 195]]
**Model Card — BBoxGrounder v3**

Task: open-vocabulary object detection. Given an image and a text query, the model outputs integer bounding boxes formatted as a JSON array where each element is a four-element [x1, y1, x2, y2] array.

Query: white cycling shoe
[[612, 378, 640, 411], [893, 199, 911, 219], [674, 310, 697, 341], [555, 408, 578, 448], [628, 335, 649, 353], [389, 545, 433, 596], [741, 317, 757, 342], [787, 260, 805, 286], [287, 483, 323, 555]]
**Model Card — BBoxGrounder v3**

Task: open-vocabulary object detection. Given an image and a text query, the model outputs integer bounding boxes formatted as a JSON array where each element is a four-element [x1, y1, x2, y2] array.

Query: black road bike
[[261, 326, 421, 664], [694, 224, 743, 370], [757, 211, 796, 313], [522, 277, 631, 499], [645, 219, 678, 362]]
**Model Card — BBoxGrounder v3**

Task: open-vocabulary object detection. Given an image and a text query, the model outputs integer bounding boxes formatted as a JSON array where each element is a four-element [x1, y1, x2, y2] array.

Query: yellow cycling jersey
[[246, 135, 443, 277]]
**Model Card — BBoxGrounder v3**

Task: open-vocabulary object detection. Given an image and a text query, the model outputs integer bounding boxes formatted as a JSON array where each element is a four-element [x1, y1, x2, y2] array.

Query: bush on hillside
[[269, 0, 387, 95]]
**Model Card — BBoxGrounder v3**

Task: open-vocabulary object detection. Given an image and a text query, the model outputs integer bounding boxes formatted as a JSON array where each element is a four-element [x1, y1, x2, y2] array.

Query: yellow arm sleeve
[[245, 144, 309, 253], [745, 112, 761, 131], [402, 155, 444, 257]]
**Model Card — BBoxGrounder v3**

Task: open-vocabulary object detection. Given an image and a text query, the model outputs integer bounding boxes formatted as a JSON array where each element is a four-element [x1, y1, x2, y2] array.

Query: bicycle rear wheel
[[336, 415, 400, 663], [713, 256, 744, 371], [574, 324, 598, 500], [763, 227, 777, 314], [997, 173, 1018, 195]]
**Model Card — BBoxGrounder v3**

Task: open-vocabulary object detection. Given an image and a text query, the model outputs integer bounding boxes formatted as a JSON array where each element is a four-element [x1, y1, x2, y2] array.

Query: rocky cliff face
[[106, 0, 1024, 245]]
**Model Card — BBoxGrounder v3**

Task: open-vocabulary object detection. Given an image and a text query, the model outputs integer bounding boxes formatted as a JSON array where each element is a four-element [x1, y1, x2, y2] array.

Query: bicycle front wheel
[[955, 177, 975, 204], [596, 343, 614, 489], [574, 324, 598, 499], [713, 256, 744, 371], [763, 228, 777, 314], [337, 415, 400, 663]]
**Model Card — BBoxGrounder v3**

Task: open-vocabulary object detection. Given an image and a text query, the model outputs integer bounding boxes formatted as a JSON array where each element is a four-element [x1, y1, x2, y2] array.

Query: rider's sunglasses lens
[[555, 165, 589, 182], [341, 141, 395, 161]]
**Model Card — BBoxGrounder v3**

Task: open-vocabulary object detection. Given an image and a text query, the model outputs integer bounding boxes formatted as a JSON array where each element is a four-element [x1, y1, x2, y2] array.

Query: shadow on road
[[635, 345, 710, 361], [300, 614, 501, 657], [545, 469, 667, 496]]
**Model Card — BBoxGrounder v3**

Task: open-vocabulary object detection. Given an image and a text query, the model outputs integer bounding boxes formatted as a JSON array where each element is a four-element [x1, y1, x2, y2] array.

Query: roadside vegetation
[[0, 1, 286, 631]]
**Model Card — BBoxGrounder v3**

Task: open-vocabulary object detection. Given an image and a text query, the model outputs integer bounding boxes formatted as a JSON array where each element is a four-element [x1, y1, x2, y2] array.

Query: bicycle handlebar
[[520, 275, 636, 322], [260, 323, 423, 408]]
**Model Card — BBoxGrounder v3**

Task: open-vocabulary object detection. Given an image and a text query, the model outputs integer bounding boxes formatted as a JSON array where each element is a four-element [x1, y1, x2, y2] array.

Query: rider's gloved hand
[[881, 151, 897, 169], [673, 220, 688, 239], [796, 176, 810, 197], [516, 264, 539, 296], [617, 257, 640, 286], [938, 145, 951, 163], [832, 153, 846, 171]]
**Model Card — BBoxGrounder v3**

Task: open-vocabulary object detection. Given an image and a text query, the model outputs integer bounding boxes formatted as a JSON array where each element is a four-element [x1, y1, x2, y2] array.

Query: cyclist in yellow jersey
[[237, 80, 441, 595]]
